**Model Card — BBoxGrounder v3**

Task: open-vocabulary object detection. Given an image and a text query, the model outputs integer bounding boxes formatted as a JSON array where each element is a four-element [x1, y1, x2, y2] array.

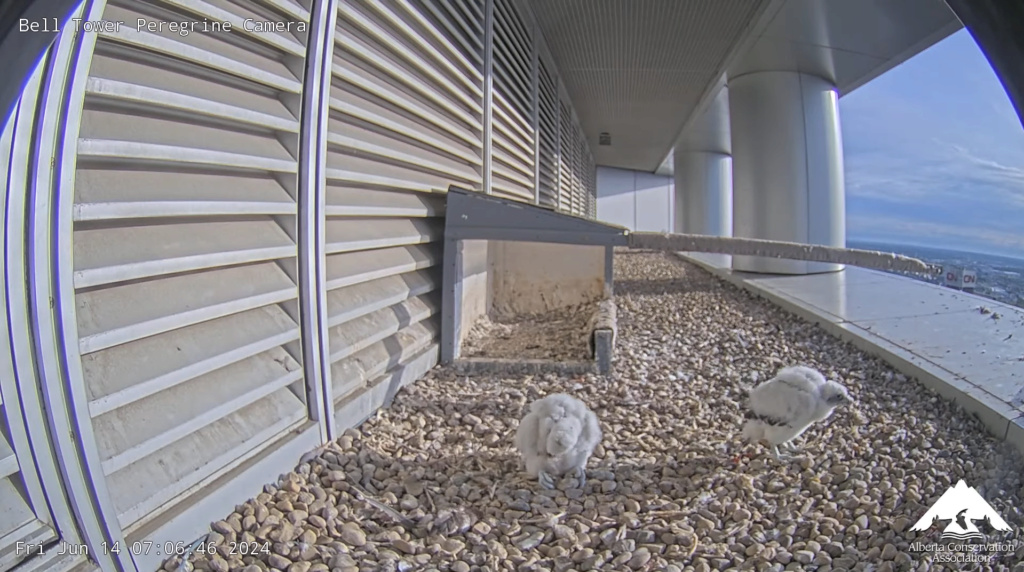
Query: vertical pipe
[[297, 0, 338, 443]]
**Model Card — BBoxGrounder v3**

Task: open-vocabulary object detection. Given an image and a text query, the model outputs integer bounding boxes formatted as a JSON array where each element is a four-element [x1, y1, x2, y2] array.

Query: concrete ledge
[[676, 252, 1024, 457], [452, 357, 597, 376]]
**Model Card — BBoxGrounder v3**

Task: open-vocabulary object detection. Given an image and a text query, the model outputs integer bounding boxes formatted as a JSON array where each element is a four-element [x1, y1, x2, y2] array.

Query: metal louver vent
[[414, 0, 485, 74], [572, 122, 584, 216], [557, 98, 573, 213], [536, 54, 558, 208], [328, 0, 483, 425], [71, 0, 314, 538], [586, 148, 597, 218], [489, 0, 536, 201]]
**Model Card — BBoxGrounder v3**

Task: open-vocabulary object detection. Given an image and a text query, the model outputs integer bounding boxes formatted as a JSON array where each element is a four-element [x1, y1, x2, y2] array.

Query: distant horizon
[[847, 237, 1024, 264]]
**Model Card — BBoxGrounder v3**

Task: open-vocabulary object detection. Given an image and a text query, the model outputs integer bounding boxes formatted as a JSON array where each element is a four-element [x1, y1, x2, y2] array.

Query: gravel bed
[[171, 251, 1024, 572], [460, 303, 595, 361]]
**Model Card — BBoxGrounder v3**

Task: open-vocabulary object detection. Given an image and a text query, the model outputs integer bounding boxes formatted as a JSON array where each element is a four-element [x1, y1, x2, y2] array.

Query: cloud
[[844, 145, 1024, 210], [839, 29, 1024, 256], [848, 215, 1024, 256]]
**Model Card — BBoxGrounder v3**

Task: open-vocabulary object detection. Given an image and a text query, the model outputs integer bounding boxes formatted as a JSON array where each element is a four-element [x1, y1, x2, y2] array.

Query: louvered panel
[[412, 0, 485, 74], [493, 0, 533, 119], [558, 99, 573, 212], [0, 479, 59, 572], [332, 320, 439, 402], [490, 0, 535, 202], [577, 122, 585, 216], [537, 55, 558, 208], [71, 0, 310, 533], [567, 116, 580, 215], [330, 0, 482, 427], [491, 90, 535, 201], [588, 150, 597, 219]]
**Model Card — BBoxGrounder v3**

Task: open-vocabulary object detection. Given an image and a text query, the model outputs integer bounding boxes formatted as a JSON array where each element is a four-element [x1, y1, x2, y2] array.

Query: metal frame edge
[[297, 0, 339, 444], [28, 0, 133, 569]]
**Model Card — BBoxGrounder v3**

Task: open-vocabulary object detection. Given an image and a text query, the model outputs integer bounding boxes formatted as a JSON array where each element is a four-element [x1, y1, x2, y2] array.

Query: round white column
[[728, 71, 846, 274], [674, 150, 733, 236]]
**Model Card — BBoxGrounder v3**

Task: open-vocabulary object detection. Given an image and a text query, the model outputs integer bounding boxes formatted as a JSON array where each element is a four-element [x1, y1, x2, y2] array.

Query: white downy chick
[[741, 365, 852, 460], [515, 393, 602, 489]]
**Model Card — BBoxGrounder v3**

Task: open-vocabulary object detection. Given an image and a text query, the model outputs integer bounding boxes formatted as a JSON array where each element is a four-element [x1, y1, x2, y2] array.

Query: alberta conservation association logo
[[907, 479, 1018, 564]]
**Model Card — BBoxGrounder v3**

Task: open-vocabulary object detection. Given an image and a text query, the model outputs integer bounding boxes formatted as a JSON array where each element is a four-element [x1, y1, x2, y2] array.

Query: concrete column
[[728, 71, 846, 274], [673, 150, 733, 237]]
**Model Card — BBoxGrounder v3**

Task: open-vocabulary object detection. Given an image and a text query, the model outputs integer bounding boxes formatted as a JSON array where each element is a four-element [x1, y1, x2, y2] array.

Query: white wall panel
[[635, 171, 673, 232], [596, 166, 672, 231], [596, 166, 636, 230]]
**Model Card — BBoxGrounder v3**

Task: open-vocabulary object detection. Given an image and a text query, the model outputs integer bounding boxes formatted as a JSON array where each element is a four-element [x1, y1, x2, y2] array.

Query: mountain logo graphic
[[909, 480, 1012, 542]]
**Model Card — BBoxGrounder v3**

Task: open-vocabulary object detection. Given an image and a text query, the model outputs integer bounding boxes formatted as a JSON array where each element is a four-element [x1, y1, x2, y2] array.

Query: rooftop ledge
[[677, 252, 1024, 458]]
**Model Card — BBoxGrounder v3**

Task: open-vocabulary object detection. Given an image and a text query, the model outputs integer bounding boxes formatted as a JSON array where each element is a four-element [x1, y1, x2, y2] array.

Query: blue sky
[[840, 29, 1024, 259]]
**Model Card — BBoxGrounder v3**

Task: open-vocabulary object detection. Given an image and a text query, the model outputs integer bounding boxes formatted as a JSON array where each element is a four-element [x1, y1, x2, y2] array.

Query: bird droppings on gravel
[[169, 251, 1024, 572], [461, 303, 595, 361]]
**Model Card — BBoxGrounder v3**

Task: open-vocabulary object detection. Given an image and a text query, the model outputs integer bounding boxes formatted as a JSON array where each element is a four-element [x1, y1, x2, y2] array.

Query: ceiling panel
[[528, 0, 769, 172]]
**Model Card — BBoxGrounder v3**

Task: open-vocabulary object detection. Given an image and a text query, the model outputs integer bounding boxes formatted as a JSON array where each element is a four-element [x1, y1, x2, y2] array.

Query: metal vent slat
[[573, 122, 584, 216], [341, 3, 481, 113], [334, 65, 480, 147], [327, 271, 438, 329], [332, 320, 438, 401], [414, 0, 485, 69], [537, 54, 558, 207], [558, 98, 573, 212], [328, 296, 439, 364], [490, 0, 535, 203], [330, 0, 482, 428], [492, 0, 532, 117], [325, 218, 444, 254], [341, 28, 480, 127], [325, 244, 441, 292], [369, 1, 482, 93], [71, 0, 310, 534]]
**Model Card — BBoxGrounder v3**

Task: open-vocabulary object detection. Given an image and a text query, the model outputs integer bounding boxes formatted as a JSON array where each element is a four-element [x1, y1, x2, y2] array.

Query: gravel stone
[[168, 251, 1024, 571], [338, 523, 365, 547]]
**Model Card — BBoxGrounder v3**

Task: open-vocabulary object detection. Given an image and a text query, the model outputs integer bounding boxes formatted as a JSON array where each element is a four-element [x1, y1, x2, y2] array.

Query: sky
[[840, 28, 1024, 259]]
